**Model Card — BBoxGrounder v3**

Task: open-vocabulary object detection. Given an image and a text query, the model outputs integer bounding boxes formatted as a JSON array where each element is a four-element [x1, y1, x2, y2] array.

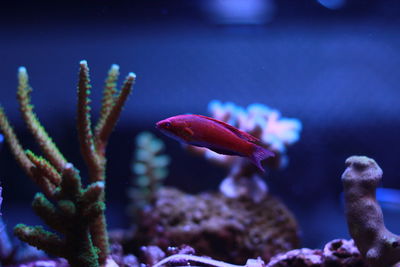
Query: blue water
[[0, 0, 400, 251]]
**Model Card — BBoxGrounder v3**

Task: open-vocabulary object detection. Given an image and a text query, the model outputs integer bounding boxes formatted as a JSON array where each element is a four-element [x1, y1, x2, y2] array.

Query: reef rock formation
[[342, 156, 400, 267], [133, 187, 300, 264]]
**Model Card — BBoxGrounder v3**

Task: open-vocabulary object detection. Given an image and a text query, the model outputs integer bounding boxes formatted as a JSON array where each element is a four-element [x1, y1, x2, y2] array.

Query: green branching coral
[[128, 132, 170, 213], [0, 61, 135, 267]]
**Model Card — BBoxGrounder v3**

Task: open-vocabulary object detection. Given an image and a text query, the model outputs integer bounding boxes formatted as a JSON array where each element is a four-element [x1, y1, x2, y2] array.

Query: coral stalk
[[13, 162, 102, 267], [341, 156, 400, 267], [95, 64, 120, 138], [76, 61, 135, 264], [0, 107, 34, 178], [77, 60, 103, 183], [95, 72, 136, 157], [17, 66, 68, 173]]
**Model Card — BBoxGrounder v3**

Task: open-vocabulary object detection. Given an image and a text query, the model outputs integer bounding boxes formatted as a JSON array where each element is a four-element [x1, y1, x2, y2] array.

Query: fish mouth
[[155, 119, 172, 130]]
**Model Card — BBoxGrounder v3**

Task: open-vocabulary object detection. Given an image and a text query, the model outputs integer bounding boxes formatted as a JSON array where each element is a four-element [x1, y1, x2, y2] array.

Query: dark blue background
[[0, 0, 400, 251]]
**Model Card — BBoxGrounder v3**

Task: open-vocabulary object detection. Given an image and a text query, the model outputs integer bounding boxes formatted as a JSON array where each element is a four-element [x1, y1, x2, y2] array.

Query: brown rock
[[133, 187, 300, 264]]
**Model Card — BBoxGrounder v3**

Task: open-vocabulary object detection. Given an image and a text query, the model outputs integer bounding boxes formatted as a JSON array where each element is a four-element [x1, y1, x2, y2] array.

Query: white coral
[[206, 100, 302, 169]]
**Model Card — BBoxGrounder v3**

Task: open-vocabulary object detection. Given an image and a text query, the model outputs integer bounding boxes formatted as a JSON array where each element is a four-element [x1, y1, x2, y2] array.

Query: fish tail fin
[[249, 145, 275, 172]]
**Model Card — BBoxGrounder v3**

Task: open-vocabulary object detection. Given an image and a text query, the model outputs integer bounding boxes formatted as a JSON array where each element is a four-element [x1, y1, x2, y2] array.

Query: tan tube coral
[[342, 156, 400, 267]]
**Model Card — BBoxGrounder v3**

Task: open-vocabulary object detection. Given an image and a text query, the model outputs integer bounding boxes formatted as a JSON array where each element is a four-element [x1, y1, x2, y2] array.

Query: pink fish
[[156, 114, 274, 172]]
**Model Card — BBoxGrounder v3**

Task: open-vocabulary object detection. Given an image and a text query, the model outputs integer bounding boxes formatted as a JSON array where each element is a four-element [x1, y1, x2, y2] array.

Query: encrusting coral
[[0, 61, 135, 267], [342, 156, 400, 267], [187, 101, 301, 202]]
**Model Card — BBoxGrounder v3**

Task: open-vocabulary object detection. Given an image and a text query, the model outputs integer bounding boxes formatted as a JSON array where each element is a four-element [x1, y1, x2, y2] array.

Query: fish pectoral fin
[[183, 127, 194, 136], [180, 127, 194, 141]]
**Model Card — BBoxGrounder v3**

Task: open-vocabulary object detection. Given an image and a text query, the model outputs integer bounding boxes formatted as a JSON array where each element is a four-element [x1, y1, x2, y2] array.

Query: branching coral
[[0, 61, 135, 267], [342, 156, 400, 267], [0, 144, 46, 266], [127, 132, 170, 214], [187, 101, 301, 202]]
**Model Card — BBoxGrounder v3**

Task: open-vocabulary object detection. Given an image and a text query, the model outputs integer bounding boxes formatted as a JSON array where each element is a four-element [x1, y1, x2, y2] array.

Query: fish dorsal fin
[[193, 114, 261, 143]]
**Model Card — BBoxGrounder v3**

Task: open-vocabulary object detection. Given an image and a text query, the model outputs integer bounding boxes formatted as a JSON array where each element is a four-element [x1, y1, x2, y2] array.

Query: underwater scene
[[1, 0, 400, 266]]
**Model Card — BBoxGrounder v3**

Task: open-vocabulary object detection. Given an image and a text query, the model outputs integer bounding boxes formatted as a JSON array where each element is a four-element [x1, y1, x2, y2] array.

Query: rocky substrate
[[6, 238, 366, 266], [130, 187, 300, 264], [3, 188, 369, 267]]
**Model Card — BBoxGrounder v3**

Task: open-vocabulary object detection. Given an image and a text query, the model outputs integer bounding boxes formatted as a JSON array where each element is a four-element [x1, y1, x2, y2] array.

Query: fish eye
[[165, 122, 171, 127]]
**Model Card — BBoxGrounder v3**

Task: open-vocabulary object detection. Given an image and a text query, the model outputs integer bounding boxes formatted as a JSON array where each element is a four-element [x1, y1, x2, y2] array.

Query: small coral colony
[[0, 62, 398, 267]]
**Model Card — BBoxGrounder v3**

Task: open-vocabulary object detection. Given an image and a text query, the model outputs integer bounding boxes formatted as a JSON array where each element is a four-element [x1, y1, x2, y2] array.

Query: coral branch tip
[[110, 64, 120, 71], [18, 66, 27, 74], [128, 72, 136, 79]]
